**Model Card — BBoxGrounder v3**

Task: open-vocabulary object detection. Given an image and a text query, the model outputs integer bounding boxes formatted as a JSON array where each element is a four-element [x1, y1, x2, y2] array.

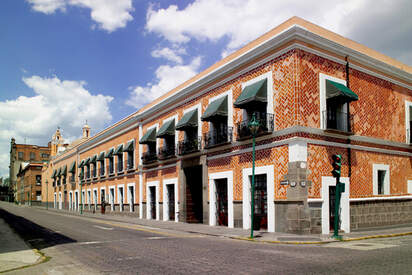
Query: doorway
[[128, 185, 134, 212], [184, 165, 203, 223], [215, 179, 228, 226], [118, 186, 124, 212], [149, 186, 156, 219], [75, 192, 78, 211], [252, 174, 267, 230], [110, 188, 115, 211], [329, 185, 337, 231], [64, 191, 67, 209], [167, 184, 175, 221]]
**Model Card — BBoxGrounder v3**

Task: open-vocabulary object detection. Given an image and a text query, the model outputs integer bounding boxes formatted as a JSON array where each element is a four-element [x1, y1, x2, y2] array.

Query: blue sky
[[1, 0, 411, 178]]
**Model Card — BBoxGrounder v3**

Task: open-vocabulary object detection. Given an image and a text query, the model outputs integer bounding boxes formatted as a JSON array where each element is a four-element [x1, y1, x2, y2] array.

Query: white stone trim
[[350, 195, 412, 202], [127, 182, 136, 212], [69, 191, 73, 210], [139, 174, 143, 218], [372, 164, 390, 195], [58, 192, 62, 210], [207, 89, 233, 128], [321, 176, 350, 234], [87, 189, 91, 210], [74, 190, 79, 211], [138, 125, 143, 166], [109, 185, 115, 211], [209, 171, 234, 228], [408, 180, 412, 194], [288, 140, 307, 162], [242, 165, 275, 232], [117, 184, 125, 212], [93, 188, 98, 210], [405, 100, 412, 144], [146, 181, 160, 220], [99, 186, 106, 204], [163, 178, 178, 222], [307, 198, 323, 203], [319, 73, 347, 130]]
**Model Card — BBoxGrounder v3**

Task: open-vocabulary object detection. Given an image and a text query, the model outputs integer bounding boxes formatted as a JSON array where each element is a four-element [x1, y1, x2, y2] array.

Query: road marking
[[78, 241, 103, 245], [93, 225, 113, 230], [147, 236, 168, 240]]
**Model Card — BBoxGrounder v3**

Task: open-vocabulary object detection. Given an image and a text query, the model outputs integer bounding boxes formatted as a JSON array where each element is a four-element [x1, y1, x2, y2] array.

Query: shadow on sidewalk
[[0, 208, 76, 252]]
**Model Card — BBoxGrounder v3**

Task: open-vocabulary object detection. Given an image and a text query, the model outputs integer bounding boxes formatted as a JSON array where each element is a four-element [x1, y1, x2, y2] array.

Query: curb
[[0, 249, 50, 274]]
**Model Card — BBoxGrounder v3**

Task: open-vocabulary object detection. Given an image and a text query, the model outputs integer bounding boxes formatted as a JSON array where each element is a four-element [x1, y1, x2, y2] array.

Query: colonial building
[[10, 138, 51, 203], [43, 17, 412, 234], [16, 163, 43, 205]]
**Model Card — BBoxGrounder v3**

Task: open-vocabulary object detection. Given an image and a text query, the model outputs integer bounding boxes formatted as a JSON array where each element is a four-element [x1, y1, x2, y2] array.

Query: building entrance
[[184, 165, 203, 223], [149, 186, 156, 219], [253, 174, 267, 230], [329, 185, 336, 231], [167, 184, 175, 221], [64, 191, 67, 209], [215, 179, 228, 226]]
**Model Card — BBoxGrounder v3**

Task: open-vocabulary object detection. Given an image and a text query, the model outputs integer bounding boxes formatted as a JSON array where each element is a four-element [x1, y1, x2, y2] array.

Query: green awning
[[176, 109, 198, 130], [69, 161, 76, 173], [51, 169, 57, 178], [124, 140, 135, 151], [201, 96, 228, 121], [62, 165, 67, 176], [326, 80, 358, 102], [84, 157, 91, 165], [139, 127, 157, 144], [114, 144, 123, 155], [156, 119, 175, 138], [234, 78, 267, 108], [90, 155, 97, 163], [57, 167, 62, 177], [105, 148, 114, 158], [78, 160, 84, 168], [97, 152, 105, 161]]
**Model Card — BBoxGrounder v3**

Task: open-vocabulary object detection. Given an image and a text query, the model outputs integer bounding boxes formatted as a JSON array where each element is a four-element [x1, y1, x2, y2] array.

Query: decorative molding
[[350, 195, 412, 202]]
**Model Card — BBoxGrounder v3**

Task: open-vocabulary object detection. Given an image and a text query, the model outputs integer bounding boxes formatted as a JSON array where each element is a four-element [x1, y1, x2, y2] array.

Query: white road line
[[147, 236, 168, 240], [93, 225, 113, 230], [78, 241, 103, 245]]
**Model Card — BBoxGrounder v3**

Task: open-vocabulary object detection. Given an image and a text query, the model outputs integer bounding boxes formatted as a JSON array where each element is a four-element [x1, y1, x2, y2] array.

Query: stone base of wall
[[351, 199, 412, 230], [308, 202, 322, 234], [275, 201, 312, 234]]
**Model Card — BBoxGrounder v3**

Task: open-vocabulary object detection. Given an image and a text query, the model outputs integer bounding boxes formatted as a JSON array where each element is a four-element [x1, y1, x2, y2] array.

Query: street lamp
[[248, 112, 260, 239], [46, 180, 48, 210]]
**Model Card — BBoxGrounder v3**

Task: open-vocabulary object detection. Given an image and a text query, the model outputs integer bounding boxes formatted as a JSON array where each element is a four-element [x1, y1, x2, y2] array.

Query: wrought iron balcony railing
[[236, 113, 274, 140], [204, 126, 233, 148], [323, 110, 353, 132], [177, 137, 201, 155], [142, 151, 158, 164], [158, 145, 176, 160]]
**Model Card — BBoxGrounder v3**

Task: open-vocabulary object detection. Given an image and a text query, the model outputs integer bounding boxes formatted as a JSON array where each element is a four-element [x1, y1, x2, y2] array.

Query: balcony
[[177, 137, 201, 155], [142, 151, 158, 164], [323, 110, 352, 133], [204, 126, 233, 148], [158, 145, 176, 160], [236, 113, 274, 140]]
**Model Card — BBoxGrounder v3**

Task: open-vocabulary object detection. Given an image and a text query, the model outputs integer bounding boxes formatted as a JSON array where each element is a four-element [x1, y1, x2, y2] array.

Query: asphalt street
[[1, 203, 412, 275]]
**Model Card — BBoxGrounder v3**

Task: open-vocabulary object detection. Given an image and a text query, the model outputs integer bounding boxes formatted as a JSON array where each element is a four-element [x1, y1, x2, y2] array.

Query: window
[[320, 74, 358, 132], [109, 156, 114, 174], [117, 153, 123, 172], [405, 101, 412, 144], [139, 126, 158, 163], [18, 152, 24, 160], [36, 175, 41, 185], [373, 164, 390, 195], [124, 140, 135, 169], [100, 160, 105, 176], [41, 153, 49, 159], [36, 191, 41, 201], [30, 152, 36, 160], [176, 107, 201, 155]]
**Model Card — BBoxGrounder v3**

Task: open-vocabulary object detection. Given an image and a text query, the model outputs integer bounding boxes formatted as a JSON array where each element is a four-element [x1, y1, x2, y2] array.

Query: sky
[[0, 0, 411, 179]]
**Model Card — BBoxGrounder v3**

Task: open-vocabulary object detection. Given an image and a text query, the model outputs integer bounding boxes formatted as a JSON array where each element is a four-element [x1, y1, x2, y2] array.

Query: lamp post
[[248, 113, 260, 239], [46, 180, 48, 210]]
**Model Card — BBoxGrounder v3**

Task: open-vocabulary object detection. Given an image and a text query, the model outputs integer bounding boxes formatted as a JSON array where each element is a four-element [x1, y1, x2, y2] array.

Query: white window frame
[[116, 143, 124, 173], [93, 188, 98, 210], [182, 103, 202, 139], [139, 174, 143, 218], [209, 171, 233, 228], [408, 180, 412, 194], [207, 90, 233, 131], [87, 189, 92, 210], [99, 151, 106, 176], [54, 192, 57, 208], [373, 164, 390, 195], [108, 147, 115, 175], [109, 185, 115, 211], [81, 190, 86, 208], [127, 182, 136, 212], [125, 139, 136, 170], [69, 191, 73, 210], [138, 125, 143, 166], [58, 192, 62, 210], [162, 115, 179, 152], [147, 181, 160, 220], [405, 100, 412, 143], [144, 124, 159, 154], [117, 184, 125, 212], [242, 165, 275, 232], [75, 190, 79, 211], [163, 178, 178, 222], [319, 73, 347, 130], [240, 71, 274, 120]]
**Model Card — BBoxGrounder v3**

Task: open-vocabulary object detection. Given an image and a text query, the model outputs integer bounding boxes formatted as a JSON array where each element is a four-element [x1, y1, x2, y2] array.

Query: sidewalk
[[0, 217, 41, 273], [35, 206, 412, 244]]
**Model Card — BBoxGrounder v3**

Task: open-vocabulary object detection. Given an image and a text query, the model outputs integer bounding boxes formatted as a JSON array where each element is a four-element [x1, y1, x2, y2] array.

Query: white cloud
[[151, 47, 187, 64], [146, 0, 412, 65], [27, 0, 66, 14], [0, 75, 113, 178], [126, 57, 202, 109], [27, 0, 133, 32]]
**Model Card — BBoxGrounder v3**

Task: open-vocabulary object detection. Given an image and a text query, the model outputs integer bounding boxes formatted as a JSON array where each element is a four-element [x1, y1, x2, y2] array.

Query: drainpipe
[[345, 56, 352, 178]]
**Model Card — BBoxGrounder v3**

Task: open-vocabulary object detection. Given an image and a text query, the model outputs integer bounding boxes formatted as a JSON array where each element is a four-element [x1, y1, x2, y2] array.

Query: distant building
[[9, 138, 51, 202], [16, 163, 43, 205]]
